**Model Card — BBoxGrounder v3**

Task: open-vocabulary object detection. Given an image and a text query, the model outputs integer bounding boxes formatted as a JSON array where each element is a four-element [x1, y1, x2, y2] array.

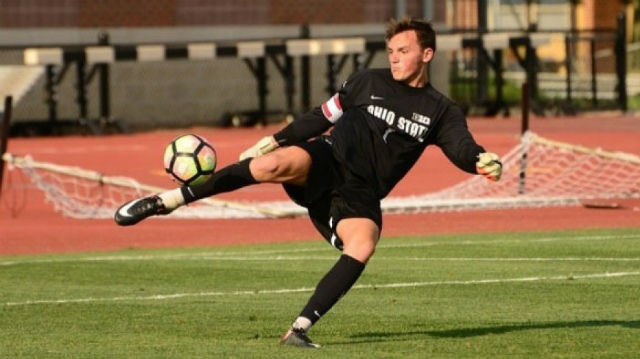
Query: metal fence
[[448, 14, 630, 116], [0, 15, 632, 137]]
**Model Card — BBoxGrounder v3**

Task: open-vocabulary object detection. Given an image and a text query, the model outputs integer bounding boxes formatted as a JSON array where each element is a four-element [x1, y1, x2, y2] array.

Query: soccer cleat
[[279, 328, 320, 348], [114, 196, 170, 226]]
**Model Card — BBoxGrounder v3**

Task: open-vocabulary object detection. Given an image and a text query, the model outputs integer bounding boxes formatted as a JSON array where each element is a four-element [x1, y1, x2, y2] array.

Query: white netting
[[383, 132, 640, 213], [1, 154, 296, 219], [2, 132, 639, 219]]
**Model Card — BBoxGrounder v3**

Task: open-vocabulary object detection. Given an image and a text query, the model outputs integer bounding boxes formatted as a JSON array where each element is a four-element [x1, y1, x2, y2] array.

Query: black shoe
[[279, 328, 320, 348], [114, 196, 170, 226]]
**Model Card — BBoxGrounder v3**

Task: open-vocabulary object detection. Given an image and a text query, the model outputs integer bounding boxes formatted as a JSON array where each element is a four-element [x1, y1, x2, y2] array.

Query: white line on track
[[22, 145, 148, 155], [3, 271, 639, 307], [18, 140, 241, 155]]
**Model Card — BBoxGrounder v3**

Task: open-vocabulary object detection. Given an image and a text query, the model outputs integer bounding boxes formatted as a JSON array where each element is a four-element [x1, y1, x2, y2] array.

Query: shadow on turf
[[347, 320, 640, 341]]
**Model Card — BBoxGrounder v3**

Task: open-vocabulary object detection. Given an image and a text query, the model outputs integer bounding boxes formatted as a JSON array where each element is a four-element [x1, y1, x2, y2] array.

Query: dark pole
[[525, 38, 538, 107], [300, 24, 311, 112], [616, 11, 628, 112], [326, 54, 336, 97], [45, 65, 57, 135], [521, 83, 530, 135], [519, 83, 530, 196], [284, 55, 294, 117], [494, 49, 505, 114], [476, 0, 488, 105], [565, 35, 572, 103], [567, 0, 577, 106], [98, 30, 111, 122], [0, 96, 13, 200], [256, 56, 268, 126], [75, 58, 88, 121], [590, 38, 598, 107]]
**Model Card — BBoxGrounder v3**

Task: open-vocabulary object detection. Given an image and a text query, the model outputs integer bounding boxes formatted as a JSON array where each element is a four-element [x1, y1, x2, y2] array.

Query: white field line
[[5, 256, 640, 266], [3, 271, 639, 307], [385, 257, 640, 262], [2, 233, 639, 267]]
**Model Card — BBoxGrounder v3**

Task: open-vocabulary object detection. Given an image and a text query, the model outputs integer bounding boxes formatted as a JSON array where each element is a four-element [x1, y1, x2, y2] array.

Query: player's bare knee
[[249, 154, 285, 181], [249, 148, 310, 183], [343, 239, 376, 263], [339, 219, 379, 263], [360, 241, 377, 258]]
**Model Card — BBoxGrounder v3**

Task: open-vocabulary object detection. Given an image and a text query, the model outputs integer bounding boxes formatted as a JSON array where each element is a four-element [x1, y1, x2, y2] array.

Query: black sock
[[299, 254, 366, 325], [180, 158, 258, 204]]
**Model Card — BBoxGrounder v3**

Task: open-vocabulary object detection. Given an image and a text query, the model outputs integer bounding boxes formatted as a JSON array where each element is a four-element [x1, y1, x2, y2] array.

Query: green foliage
[[628, 93, 640, 110], [2, 227, 640, 359]]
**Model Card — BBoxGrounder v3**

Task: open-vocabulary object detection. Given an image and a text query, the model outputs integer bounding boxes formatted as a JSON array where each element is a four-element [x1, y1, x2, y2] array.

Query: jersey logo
[[382, 128, 395, 143], [367, 105, 429, 141], [370, 95, 385, 101]]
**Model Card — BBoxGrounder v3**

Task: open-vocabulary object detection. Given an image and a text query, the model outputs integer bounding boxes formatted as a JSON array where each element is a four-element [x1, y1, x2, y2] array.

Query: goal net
[[2, 131, 639, 219], [383, 132, 640, 212]]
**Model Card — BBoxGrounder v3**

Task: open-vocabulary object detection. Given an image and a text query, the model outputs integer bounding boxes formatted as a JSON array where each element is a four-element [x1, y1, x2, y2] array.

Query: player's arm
[[273, 99, 338, 147], [435, 105, 502, 181], [239, 71, 363, 161], [240, 84, 352, 161], [238, 106, 334, 161]]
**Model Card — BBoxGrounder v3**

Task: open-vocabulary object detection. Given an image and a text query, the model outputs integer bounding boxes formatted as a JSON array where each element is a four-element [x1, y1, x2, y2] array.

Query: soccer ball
[[163, 134, 217, 186]]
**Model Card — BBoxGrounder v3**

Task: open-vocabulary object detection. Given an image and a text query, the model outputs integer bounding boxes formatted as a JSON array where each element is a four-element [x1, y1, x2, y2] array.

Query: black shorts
[[283, 137, 382, 250]]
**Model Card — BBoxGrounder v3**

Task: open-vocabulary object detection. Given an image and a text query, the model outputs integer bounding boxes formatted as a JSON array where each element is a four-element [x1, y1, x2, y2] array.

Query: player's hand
[[239, 136, 279, 161], [476, 152, 502, 181]]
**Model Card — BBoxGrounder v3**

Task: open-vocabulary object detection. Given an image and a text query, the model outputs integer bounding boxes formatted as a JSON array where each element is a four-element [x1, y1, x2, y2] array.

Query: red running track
[[1, 114, 639, 255]]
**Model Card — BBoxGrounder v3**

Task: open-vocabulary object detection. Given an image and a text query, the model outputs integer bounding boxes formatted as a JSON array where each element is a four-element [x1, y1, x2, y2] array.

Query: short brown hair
[[385, 16, 436, 52]]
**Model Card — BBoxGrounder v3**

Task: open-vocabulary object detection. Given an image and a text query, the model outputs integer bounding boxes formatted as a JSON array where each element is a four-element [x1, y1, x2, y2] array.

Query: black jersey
[[278, 68, 485, 199]]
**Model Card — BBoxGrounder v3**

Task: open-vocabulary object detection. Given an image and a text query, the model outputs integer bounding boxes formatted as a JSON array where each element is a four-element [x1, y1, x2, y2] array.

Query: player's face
[[387, 30, 434, 87]]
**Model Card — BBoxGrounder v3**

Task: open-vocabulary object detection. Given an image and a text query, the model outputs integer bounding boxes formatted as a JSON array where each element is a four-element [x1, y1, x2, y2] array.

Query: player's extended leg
[[281, 217, 380, 348], [178, 146, 311, 204], [114, 146, 311, 226]]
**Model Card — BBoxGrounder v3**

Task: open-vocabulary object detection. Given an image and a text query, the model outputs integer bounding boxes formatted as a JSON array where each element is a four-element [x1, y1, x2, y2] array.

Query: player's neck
[[404, 71, 428, 88]]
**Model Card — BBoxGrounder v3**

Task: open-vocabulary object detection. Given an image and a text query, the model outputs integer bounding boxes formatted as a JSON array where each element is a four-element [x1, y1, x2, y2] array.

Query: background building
[[0, 1, 635, 132]]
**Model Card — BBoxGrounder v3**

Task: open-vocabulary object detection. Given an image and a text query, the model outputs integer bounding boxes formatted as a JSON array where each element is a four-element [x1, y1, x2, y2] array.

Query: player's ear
[[422, 47, 434, 64]]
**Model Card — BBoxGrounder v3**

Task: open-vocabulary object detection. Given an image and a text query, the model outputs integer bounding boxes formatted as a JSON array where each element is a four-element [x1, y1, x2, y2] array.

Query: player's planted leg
[[279, 254, 365, 348], [280, 327, 320, 348], [280, 218, 378, 348]]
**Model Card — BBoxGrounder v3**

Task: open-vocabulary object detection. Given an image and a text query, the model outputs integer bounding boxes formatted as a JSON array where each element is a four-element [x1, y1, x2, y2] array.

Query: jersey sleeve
[[273, 70, 367, 146], [334, 70, 367, 112], [317, 69, 368, 123], [434, 103, 485, 174]]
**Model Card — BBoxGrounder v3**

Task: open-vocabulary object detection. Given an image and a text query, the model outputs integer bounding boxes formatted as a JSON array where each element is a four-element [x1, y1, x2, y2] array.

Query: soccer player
[[115, 17, 502, 348]]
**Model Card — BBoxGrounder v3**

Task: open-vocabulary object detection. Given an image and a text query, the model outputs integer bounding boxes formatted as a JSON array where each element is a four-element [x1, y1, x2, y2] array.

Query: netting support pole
[[0, 96, 13, 201], [615, 11, 628, 113], [300, 24, 311, 112], [519, 83, 530, 195], [98, 30, 111, 122]]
